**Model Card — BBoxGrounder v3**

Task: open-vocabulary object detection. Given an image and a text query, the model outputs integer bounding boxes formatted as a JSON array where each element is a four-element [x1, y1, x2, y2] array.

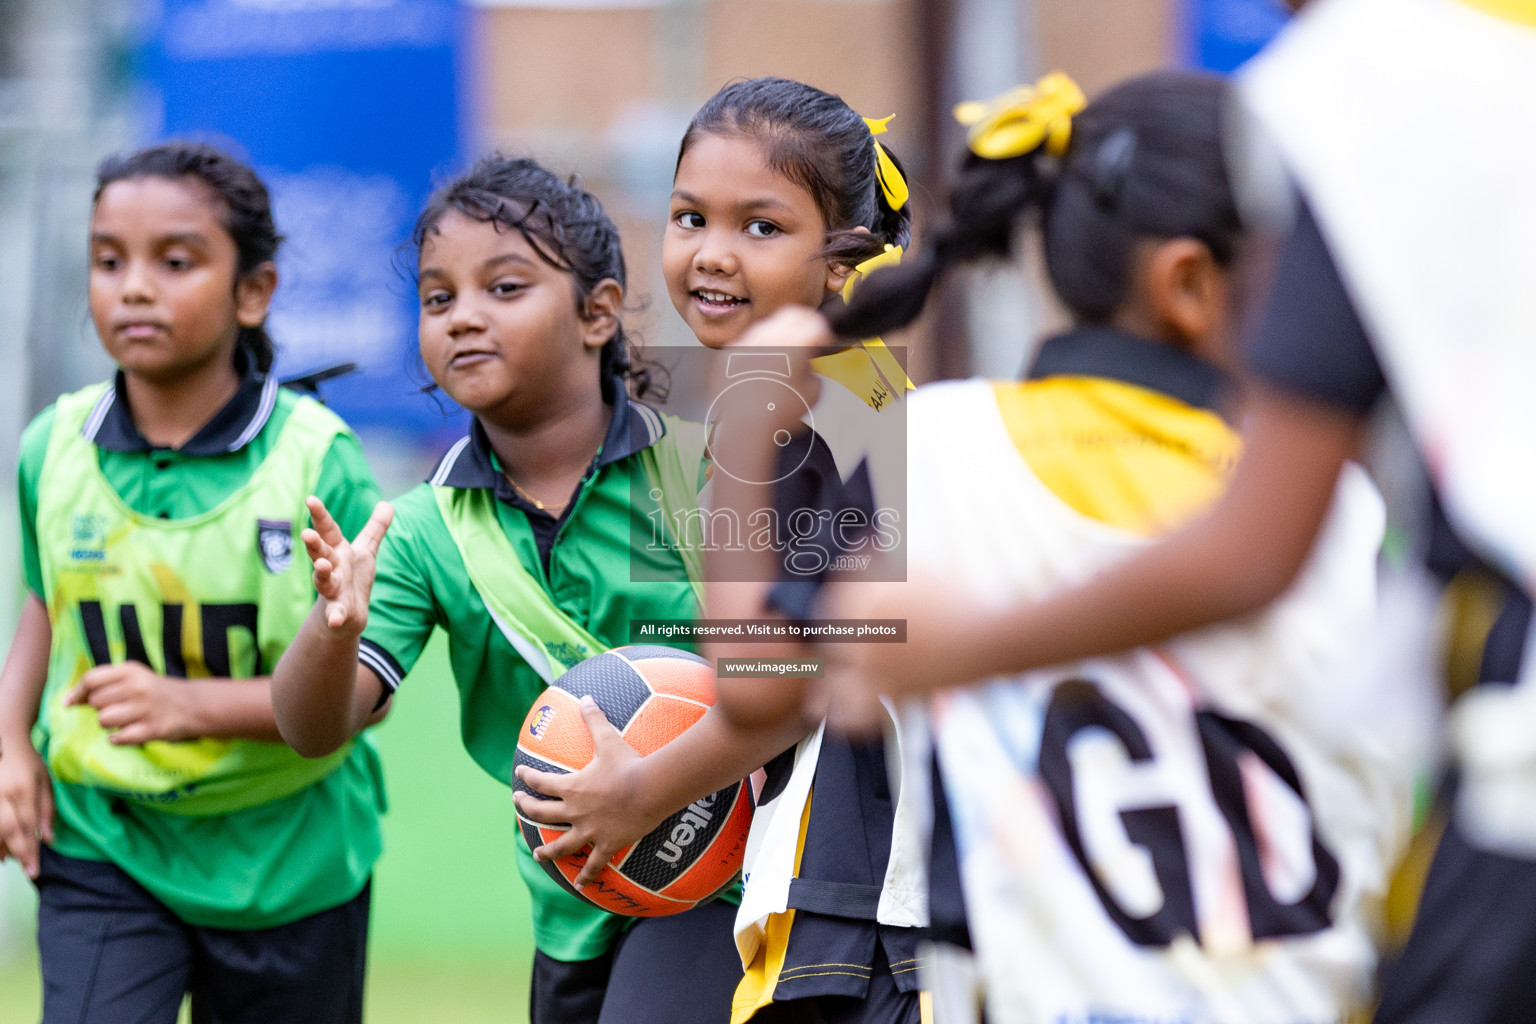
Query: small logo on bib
[[70, 514, 107, 562], [257, 519, 294, 574]]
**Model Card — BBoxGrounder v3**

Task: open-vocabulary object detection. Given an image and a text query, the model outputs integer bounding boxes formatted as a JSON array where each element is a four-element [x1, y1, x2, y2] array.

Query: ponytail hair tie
[[863, 115, 910, 212], [841, 242, 904, 302], [1092, 128, 1138, 210], [954, 72, 1087, 160]]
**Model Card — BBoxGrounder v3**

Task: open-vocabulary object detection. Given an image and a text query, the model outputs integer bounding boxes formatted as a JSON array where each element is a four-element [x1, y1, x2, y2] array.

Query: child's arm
[[0, 594, 56, 878], [272, 496, 394, 757], [702, 306, 840, 730], [61, 668, 287, 744], [514, 316, 832, 886], [824, 384, 1364, 728]]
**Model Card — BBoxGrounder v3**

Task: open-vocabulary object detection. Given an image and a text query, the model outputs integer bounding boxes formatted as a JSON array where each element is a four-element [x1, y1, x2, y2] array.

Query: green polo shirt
[[17, 369, 386, 929], [359, 393, 703, 961]]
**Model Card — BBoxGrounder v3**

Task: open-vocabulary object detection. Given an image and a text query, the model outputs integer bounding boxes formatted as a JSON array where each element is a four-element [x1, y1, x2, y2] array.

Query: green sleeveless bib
[[37, 383, 350, 815], [433, 411, 707, 684]]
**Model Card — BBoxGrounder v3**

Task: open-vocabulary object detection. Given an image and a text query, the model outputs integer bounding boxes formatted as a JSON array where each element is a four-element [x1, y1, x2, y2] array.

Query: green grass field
[[0, 636, 536, 1023]]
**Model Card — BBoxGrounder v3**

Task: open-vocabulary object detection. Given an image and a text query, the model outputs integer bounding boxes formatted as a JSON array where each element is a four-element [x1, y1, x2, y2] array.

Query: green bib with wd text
[[36, 383, 348, 815]]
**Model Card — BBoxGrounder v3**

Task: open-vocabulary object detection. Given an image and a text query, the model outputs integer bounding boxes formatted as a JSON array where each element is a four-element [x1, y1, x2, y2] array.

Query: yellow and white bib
[[901, 379, 1395, 1024]]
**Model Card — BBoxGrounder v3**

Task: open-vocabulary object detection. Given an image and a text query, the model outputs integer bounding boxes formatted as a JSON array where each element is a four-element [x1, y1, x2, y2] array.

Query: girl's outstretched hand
[[512, 696, 656, 889], [304, 497, 393, 637], [0, 737, 54, 879]]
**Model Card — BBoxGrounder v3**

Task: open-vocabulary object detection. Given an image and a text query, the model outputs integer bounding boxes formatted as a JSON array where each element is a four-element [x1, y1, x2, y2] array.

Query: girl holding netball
[[762, 68, 1402, 1023], [515, 77, 931, 1024], [0, 142, 386, 1024], [272, 155, 789, 1024]]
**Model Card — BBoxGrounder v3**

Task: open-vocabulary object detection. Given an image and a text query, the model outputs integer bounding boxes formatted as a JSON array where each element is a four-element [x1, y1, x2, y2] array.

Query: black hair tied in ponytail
[[95, 142, 282, 374], [831, 69, 1241, 341]]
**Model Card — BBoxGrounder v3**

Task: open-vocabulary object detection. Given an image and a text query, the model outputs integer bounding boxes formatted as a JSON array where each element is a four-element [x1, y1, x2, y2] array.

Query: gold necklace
[[502, 470, 571, 513]]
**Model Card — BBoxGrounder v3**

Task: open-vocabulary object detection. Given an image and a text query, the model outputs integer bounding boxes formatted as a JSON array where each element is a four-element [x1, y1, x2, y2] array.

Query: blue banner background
[[1185, 0, 1289, 72], [136, 0, 468, 442]]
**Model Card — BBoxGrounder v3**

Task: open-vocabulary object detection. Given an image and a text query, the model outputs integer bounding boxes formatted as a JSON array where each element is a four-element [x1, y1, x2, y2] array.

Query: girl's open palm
[[304, 497, 393, 637]]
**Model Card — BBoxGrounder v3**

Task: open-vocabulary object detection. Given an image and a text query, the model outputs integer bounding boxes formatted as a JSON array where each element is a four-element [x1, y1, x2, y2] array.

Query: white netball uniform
[[1241, 0, 1536, 856], [898, 378, 1400, 1024]]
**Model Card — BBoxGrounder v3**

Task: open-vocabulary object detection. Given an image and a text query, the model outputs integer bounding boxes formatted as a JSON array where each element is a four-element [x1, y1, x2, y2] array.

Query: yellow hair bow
[[841, 243, 903, 302], [863, 115, 909, 211], [953, 72, 1087, 161]]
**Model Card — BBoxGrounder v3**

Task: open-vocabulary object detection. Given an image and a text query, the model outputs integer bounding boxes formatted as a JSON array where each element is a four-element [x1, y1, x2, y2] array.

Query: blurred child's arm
[[708, 583, 821, 730], [825, 384, 1364, 727], [701, 307, 830, 728], [0, 594, 56, 878], [58, 665, 393, 747], [272, 496, 394, 757]]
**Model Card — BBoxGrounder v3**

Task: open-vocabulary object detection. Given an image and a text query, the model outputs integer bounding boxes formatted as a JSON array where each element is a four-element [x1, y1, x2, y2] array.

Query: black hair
[[678, 77, 912, 267], [831, 70, 1241, 339], [411, 155, 657, 402], [94, 142, 281, 374]]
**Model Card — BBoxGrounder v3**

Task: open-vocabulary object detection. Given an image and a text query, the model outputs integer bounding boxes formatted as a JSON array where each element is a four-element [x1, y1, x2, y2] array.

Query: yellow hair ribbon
[[863, 115, 910, 211], [841, 243, 904, 302], [953, 72, 1087, 161]]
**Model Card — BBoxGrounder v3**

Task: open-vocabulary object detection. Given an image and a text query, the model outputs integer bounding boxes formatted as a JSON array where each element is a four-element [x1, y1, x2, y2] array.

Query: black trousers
[[530, 897, 742, 1024], [1375, 806, 1536, 1024], [35, 846, 370, 1024]]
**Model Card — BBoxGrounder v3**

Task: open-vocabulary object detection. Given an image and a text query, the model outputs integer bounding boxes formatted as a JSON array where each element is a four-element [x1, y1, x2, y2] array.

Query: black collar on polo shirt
[[1026, 325, 1231, 418], [427, 375, 668, 507], [84, 355, 279, 456]]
